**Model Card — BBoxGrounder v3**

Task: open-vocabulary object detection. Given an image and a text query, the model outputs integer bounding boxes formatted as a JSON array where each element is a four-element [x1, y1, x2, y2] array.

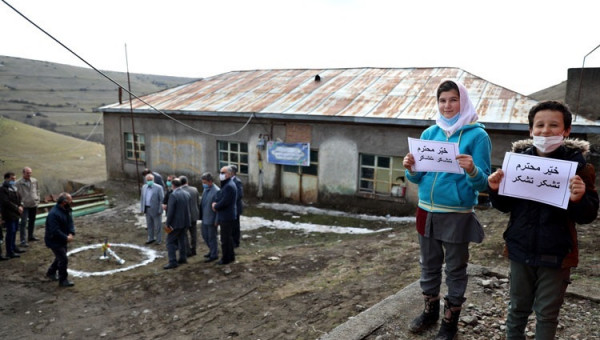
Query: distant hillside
[[0, 117, 106, 197], [0, 55, 198, 143], [528, 80, 566, 102]]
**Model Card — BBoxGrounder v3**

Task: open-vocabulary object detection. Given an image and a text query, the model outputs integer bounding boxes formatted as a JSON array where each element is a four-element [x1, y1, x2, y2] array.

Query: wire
[[2, 0, 253, 137]]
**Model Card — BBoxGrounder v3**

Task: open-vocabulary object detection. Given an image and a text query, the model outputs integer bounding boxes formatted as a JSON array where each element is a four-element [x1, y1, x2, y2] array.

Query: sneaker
[[19, 243, 29, 248]]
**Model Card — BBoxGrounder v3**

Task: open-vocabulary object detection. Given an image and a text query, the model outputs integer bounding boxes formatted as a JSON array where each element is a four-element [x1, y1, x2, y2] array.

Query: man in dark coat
[[44, 192, 76, 287], [0, 172, 25, 258], [164, 178, 191, 269], [180, 176, 200, 257], [230, 165, 244, 248], [212, 166, 237, 265]]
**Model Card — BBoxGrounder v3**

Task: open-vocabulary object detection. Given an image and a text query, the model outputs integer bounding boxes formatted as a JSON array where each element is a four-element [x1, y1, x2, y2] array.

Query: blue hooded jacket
[[406, 122, 491, 212]]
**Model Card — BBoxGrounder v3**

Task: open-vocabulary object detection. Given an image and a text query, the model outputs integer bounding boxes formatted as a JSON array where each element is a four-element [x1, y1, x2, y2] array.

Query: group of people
[[140, 165, 243, 269], [0, 167, 75, 287], [403, 80, 599, 340]]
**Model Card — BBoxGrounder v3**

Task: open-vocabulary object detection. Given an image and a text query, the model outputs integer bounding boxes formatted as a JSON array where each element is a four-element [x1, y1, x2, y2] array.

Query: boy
[[487, 100, 598, 339]]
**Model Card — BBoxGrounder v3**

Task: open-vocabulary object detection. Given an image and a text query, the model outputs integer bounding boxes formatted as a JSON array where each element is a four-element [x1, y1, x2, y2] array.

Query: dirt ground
[[1, 180, 599, 340]]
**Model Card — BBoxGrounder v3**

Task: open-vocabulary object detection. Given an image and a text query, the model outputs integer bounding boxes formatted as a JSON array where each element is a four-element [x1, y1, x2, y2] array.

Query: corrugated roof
[[99, 67, 599, 129]]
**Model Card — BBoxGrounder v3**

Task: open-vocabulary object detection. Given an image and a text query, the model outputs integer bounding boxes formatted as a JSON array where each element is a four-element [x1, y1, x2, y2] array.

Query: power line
[[2, 0, 253, 137]]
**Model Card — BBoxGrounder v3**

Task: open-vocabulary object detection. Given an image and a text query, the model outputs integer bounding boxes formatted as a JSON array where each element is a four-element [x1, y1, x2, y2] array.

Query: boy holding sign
[[487, 101, 598, 339]]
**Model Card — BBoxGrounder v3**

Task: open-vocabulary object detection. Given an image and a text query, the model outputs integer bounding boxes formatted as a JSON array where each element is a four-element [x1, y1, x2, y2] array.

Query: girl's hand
[[488, 169, 504, 191], [569, 175, 586, 202], [456, 154, 475, 174], [403, 153, 415, 172]]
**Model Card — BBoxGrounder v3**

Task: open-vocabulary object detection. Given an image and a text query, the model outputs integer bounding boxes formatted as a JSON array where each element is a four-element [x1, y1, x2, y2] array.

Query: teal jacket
[[406, 122, 491, 213]]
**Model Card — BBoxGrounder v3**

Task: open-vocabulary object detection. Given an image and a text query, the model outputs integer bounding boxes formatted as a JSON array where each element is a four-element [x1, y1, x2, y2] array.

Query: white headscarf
[[435, 80, 479, 137]]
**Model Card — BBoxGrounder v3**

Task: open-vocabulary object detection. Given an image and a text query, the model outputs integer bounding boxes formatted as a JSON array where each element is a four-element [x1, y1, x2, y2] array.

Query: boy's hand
[[403, 153, 415, 172], [488, 169, 504, 191], [569, 175, 586, 202]]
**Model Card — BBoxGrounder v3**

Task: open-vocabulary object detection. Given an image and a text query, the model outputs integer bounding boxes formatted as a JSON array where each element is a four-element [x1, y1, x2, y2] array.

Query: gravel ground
[[369, 270, 600, 340]]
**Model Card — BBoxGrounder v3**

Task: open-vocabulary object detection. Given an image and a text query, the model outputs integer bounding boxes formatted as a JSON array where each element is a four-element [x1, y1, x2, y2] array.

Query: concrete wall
[[566, 68, 600, 121], [103, 112, 594, 215]]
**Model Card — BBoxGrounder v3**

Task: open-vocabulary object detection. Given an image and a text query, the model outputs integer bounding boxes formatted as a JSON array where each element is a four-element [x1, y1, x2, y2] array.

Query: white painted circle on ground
[[67, 243, 161, 277]]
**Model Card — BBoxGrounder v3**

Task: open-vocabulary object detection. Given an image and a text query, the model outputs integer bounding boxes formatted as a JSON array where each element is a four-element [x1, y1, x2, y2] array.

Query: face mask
[[219, 173, 226, 181], [166, 181, 172, 187], [202, 184, 210, 189], [439, 113, 461, 126], [64, 203, 72, 211], [146, 180, 154, 187], [532, 135, 564, 154], [8, 180, 15, 186]]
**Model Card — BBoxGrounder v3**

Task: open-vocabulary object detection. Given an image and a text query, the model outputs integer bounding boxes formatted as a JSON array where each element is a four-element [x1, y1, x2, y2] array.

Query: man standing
[[179, 176, 200, 257], [142, 168, 165, 189], [230, 165, 244, 248], [44, 192, 75, 287], [164, 178, 191, 269], [0, 172, 25, 258], [199, 172, 220, 262], [140, 173, 164, 245], [162, 174, 176, 213], [16, 167, 40, 247], [212, 166, 237, 265]]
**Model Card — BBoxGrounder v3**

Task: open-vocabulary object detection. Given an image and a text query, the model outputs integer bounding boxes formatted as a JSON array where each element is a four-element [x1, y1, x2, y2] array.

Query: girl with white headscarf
[[402, 80, 492, 340]]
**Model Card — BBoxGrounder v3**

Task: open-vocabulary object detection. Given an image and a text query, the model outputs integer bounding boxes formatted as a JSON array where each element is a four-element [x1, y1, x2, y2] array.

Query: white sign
[[499, 152, 578, 209], [407, 137, 463, 174]]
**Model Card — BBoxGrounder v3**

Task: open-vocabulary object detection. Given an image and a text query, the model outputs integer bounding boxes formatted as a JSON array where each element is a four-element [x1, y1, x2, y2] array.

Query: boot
[[408, 293, 440, 333], [434, 298, 462, 340]]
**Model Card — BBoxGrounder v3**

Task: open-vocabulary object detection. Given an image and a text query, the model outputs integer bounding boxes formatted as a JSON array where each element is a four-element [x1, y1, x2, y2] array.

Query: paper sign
[[407, 137, 464, 174], [498, 152, 578, 209]]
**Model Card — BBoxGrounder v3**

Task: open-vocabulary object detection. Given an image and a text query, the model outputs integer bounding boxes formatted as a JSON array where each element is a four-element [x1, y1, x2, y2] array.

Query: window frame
[[358, 153, 405, 196], [217, 140, 249, 175], [124, 132, 145, 162]]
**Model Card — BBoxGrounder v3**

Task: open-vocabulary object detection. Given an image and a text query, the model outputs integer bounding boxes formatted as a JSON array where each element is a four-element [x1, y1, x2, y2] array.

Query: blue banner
[[267, 142, 310, 166]]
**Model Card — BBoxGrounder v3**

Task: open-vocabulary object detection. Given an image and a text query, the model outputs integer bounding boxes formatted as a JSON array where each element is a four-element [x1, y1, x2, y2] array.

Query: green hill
[[0, 117, 106, 197], [0, 55, 198, 143]]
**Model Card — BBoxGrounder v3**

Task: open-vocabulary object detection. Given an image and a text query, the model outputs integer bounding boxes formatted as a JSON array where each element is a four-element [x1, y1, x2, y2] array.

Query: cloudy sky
[[1, 0, 599, 95]]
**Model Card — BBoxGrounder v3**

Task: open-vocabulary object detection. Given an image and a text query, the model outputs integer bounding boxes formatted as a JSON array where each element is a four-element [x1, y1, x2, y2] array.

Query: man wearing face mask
[[0, 172, 24, 259], [199, 172, 220, 262], [140, 174, 164, 245], [211, 166, 237, 265], [44, 192, 76, 287]]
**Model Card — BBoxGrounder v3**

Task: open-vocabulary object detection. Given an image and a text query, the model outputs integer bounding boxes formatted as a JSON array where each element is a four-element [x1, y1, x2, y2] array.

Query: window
[[359, 154, 405, 195], [125, 132, 145, 162], [283, 150, 318, 175], [218, 141, 249, 174]]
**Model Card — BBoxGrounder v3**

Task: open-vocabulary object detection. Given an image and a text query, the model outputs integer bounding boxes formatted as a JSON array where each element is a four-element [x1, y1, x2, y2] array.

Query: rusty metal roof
[[99, 67, 599, 130]]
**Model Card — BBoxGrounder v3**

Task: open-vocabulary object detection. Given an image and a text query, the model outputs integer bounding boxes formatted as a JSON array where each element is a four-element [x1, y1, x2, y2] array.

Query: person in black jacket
[[0, 172, 25, 258], [44, 193, 76, 287], [488, 101, 599, 339], [212, 166, 237, 265], [230, 165, 243, 248]]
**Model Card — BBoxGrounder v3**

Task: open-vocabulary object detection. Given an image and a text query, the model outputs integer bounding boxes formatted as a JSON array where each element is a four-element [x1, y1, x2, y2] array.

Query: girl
[[403, 80, 491, 340]]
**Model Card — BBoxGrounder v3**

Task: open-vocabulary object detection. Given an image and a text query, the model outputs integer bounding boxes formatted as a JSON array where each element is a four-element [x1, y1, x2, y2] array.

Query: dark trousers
[[166, 228, 187, 265], [187, 222, 198, 255], [232, 216, 241, 247], [5, 219, 18, 256], [48, 246, 69, 282], [219, 220, 236, 264], [20, 207, 37, 243], [201, 223, 219, 259]]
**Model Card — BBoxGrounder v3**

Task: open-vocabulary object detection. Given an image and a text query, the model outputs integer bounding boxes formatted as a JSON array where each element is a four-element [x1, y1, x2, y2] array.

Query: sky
[[1, 0, 599, 95]]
